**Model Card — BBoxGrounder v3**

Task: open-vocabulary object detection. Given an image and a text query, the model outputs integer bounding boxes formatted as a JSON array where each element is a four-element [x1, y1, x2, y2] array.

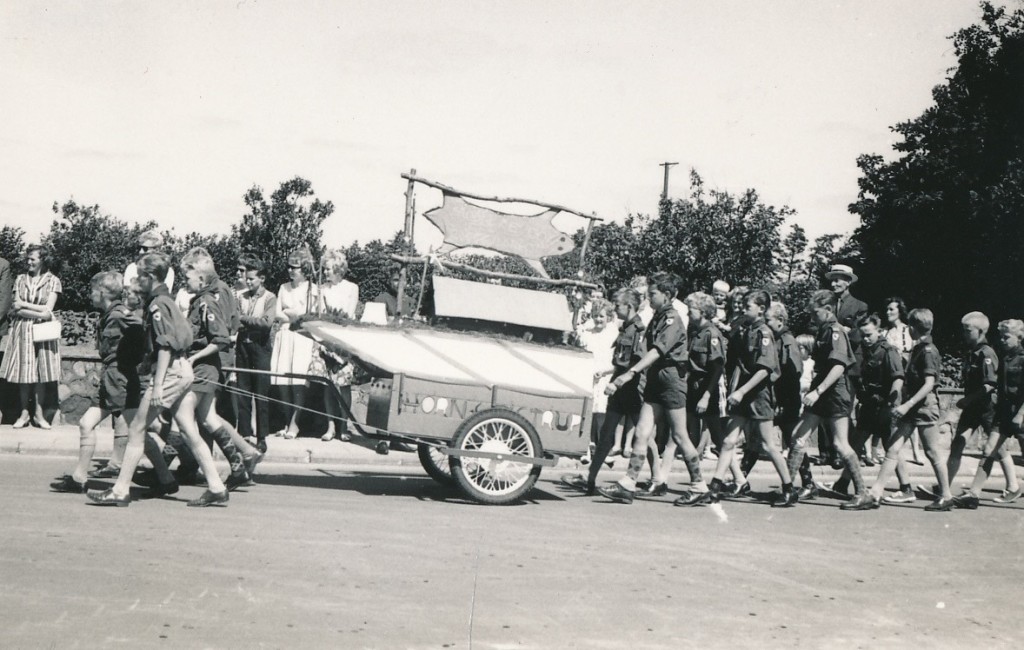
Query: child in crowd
[[562, 288, 646, 494], [684, 289, 791, 506], [787, 290, 862, 507], [51, 272, 145, 493], [599, 273, 705, 504], [577, 299, 618, 466], [711, 280, 731, 332], [236, 258, 277, 454], [87, 252, 229, 507], [846, 308, 953, 511], [957, 319, 1024, 506], [944, 312, 1016, 496]]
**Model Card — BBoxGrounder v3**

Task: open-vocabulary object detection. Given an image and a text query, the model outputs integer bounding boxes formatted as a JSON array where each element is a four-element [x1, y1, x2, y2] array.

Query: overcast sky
[[0, 0, 982, 253]]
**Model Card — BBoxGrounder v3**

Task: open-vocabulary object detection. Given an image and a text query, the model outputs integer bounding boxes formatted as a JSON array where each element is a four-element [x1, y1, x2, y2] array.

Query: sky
[[0, 0, 984, 254]]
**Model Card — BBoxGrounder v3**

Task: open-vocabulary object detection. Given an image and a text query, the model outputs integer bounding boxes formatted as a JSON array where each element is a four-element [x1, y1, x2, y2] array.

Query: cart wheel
[[417, 443, 455, 486], [449, 408, 543, 505]]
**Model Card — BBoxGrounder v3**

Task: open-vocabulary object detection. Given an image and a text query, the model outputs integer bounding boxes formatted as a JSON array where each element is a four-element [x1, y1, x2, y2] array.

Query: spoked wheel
[[449, 408, 543, 505], [417, 443, 455, 486]]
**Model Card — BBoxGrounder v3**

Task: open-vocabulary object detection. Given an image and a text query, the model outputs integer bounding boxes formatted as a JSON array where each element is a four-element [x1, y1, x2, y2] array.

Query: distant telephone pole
[[659, 162, 678, 200]]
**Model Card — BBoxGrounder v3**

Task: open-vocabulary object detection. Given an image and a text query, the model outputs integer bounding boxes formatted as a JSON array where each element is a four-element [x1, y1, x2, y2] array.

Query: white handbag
[[32, 319, 61, 343]]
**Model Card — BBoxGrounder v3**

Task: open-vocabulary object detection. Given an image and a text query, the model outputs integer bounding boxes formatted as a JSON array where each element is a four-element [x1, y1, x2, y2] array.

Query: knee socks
[[210, 426, 247, 475], [842, 452, 865, 495]]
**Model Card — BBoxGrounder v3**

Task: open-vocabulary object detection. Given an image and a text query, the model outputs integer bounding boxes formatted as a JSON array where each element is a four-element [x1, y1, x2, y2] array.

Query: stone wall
[[58, 353, 103, 425]]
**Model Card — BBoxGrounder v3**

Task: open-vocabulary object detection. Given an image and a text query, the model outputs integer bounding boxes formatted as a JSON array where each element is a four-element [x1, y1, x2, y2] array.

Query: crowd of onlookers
[[1, 232, 1021, 511], [0, 231, 405, 507]]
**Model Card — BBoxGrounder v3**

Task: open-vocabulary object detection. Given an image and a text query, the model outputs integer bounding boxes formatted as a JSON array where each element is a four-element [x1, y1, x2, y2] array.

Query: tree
[[777, 224, 808, 285], [168, 231, 241, 286], [0, 225, 26, 268], [849, 2, 1024, 341], [233, 177, 334, 291], [44, 200, 156, 311], [631, 169, 790, 296]]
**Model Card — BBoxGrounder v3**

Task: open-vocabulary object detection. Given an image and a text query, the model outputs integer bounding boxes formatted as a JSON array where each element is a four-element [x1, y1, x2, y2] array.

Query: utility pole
[[659, 162, 678, 200]]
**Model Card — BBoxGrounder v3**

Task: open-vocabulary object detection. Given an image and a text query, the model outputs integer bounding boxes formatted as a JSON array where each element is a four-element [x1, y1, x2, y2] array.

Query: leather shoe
[[841, 493, 880, 511], [771, 489, 799, 508], [723, 481, 751, 499], [638, 482, 669, 498], [953, 493, 979, 510], [87, 488, 130, 507], [597, 483, 635, 504], [88, 465, 121, 479], [187, 489, 229, 507], [225, 471, 252, 491], [50, 475, 87, 493], [674, 489, 715, 506], [559, 474, 590, 492], [924, 497, 955, 512], [140, 481, 180, 500], [797, 483, 819, 501]]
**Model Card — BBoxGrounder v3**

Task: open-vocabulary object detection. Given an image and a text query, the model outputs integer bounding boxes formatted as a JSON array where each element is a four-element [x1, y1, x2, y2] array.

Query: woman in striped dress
[[0, 245, 62, 428]]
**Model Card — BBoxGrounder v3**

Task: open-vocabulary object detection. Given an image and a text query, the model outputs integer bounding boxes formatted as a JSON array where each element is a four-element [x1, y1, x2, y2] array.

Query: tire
[[417, 443, 455, 486], [449, 408, 543, 505]]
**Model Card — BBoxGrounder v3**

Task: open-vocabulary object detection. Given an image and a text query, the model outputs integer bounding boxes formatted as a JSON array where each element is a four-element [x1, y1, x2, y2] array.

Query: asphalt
[[0, 422, 1002, 483]]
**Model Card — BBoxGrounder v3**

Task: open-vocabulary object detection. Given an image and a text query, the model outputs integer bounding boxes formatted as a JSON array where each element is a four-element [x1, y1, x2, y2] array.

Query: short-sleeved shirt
[[96, 300, 144, 371], [858, 339, 904, 399], [962, 342, 998, 403], [727, 319, 778, 419], [997, 345, 1024, 417], [141, 284, 193, 376], [188, 284, 232, 369], [901, 335, 942, 424], [807, 319, 855, 418], [688, 321, 725, 395], [645, 304, 687, 371], [774, 329, 803, 416], [611, 315, 645, 372], [726, 315, 752, 375]]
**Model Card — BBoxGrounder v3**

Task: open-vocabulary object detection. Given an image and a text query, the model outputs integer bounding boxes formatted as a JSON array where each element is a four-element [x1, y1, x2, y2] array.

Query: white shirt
[[124, 262, 174, 293], [320, 279, 359, 318]]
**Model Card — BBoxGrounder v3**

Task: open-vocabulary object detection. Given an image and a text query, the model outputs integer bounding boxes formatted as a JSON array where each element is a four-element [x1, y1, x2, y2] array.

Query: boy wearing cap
[[87, 252, 229, 507]]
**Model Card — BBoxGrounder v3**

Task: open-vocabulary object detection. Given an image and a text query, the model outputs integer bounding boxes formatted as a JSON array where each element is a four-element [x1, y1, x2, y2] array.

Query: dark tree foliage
[[234, 177, 333, 291], [43, 201, 158, 311], [0, 225, 26, 267], [168, 231, 241, 286], [633, 170, 790, 297], [849, 2, 1024, 344]]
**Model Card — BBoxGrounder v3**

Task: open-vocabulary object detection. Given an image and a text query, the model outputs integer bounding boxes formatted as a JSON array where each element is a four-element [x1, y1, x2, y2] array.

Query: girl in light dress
[[578, 299, 619, 464], [316, 250, 360, 442], [270, 248, 318, 438]]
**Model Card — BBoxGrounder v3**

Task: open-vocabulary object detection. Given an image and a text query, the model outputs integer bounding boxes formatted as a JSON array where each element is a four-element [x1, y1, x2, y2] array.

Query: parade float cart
[[299, 318, 594, 505]]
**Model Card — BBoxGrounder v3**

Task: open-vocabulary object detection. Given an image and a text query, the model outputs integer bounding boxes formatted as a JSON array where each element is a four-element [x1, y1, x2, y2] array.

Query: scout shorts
[[643, 365, 687, 410]]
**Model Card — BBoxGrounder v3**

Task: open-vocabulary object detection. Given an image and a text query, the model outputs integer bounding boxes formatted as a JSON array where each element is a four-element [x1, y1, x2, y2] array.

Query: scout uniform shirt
[[611, 314, 646, 377], [188, 283, 233, 372], [214, 278, 240, 367], [735, 319, 779, 389], [141, 284, 193, 377], [774, 328, 804, 420], [997, 344, 1024, 423], [810, 318, 856, 397], [858, 338, 904, 401], [902, 335, 942, 422], [645, 303, 688, 372], [97, 299, 144, 374], [962, 340, 998, 413], [688, 320, 725, 398]]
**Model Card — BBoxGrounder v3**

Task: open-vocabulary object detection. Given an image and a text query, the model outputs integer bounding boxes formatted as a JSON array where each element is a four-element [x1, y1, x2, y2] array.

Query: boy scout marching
[[33, 249, 1024, 514]]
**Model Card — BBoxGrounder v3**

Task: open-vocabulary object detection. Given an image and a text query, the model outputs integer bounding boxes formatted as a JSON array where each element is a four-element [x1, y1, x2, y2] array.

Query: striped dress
[[0, 272, 62, 383]]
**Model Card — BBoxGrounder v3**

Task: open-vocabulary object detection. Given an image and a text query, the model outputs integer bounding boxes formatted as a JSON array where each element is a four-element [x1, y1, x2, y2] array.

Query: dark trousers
[[236, 339, 272, 442]]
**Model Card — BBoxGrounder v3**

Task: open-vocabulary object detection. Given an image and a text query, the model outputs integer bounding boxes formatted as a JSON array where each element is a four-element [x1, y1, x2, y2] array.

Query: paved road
[[1, 455, 1022, 649]]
